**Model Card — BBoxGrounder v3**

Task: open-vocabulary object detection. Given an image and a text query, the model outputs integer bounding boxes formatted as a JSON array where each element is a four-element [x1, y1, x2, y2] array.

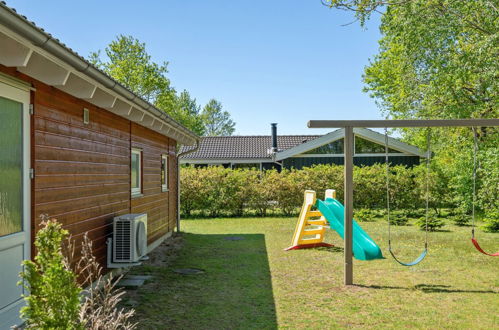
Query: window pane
[[161, 158, 166, 185], [304, 139, 344, 154], [131, 152, 139, 189], [355, 136, 401, 153], [232, 163, 260, 170], [0, 96, 23, 237]]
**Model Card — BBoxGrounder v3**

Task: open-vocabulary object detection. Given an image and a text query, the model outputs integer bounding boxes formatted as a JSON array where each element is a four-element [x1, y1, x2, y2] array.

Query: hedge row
[[179, 164, 448, 217]]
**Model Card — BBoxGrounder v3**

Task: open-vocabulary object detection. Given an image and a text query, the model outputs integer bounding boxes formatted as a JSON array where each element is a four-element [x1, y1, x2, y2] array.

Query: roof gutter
[[0, 4, 198, 145], [175, 139, 200, 233]]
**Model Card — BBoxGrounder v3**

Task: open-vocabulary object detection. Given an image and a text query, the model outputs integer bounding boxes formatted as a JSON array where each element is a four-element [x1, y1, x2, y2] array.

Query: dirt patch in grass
[[120, 235, 184, 311], [146, 234, 184, 267]]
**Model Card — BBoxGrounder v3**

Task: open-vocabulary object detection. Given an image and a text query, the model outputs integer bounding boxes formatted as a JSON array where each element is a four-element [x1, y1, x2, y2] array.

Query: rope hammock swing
[[470, 127, 499, 257], [384, 128, 430, 266]]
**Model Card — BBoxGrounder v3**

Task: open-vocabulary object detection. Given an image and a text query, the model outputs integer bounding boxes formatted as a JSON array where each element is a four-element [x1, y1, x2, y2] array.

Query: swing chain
[[471, 127, 478, 238], [425, 128, 431, 246], [384, 127, 391, 250], [385, 127, 430, 250]]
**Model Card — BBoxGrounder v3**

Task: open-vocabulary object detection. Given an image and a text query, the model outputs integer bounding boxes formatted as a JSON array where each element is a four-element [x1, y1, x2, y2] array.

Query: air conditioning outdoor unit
[[111, 213, 148, 264]]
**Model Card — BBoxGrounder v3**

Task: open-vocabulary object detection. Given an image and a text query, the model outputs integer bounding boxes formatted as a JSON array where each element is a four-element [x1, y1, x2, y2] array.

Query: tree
[[201, 99, 236, 136], [89, 35, 221, 136], [89, 35, 174, 103], [158, 90, 205, 136], [323, 0, 498, 213]]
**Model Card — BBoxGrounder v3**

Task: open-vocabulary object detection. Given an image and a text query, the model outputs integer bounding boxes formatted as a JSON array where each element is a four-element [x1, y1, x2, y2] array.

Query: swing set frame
[[307, 119, 499, 286]]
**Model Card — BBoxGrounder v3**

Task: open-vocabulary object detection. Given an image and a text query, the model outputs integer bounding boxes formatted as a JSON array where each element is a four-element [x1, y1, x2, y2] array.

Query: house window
[[355, 136, 401, 154], [161, 154, 168, 191], [232, 163, 260, 170], [131, 148, 142, 196], [304, 139, 344, 154]]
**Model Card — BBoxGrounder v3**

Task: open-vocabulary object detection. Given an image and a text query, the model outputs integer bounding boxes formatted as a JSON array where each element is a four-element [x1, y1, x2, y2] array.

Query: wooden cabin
[[0, 3, 198, 327]]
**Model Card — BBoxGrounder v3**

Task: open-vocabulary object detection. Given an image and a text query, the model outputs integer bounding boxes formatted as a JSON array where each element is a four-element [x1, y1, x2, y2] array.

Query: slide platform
[[316, 197, 384, 261]]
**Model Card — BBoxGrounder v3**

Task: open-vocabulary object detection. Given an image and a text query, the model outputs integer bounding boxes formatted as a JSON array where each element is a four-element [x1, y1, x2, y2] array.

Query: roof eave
[[275, 127, 426, 160], [0, 3, 199, 146]]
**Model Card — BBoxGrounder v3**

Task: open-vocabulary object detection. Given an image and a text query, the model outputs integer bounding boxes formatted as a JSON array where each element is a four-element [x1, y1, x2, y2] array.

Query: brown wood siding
[[130, 123, 176, 244], [32, 86, 132, 266], [0, 65, 179, 268]]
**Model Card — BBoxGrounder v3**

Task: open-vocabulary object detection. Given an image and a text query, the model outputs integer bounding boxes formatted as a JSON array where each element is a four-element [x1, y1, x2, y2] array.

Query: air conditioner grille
[[115, 220, 131, 261]]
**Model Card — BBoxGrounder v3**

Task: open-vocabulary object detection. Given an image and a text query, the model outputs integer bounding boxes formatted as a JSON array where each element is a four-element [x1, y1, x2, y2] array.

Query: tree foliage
[[90, 35, 236, 137], [201, 99, 236, 136], [162, 90, 206, 136], [90, 35, 173, 104], [323, 0, 498, 215]]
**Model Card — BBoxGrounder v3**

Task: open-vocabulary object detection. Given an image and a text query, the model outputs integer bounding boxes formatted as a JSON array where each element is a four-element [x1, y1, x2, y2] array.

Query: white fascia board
[[0, 25, 197, 145], [354, 127, 426, 157], [293, 153, 415, 158], [179, 158, 270, 164], [275, 128, 344, 161]]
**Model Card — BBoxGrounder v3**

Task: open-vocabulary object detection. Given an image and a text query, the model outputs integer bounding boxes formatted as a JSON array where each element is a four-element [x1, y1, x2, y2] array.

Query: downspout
[[175, 139, 200, 234]]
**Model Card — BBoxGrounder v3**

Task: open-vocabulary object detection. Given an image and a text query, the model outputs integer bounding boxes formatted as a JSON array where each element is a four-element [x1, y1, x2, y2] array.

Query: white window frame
[[161, 154, 169, 192], [131, 148, 142, 197], [0, 74, 31, 327]]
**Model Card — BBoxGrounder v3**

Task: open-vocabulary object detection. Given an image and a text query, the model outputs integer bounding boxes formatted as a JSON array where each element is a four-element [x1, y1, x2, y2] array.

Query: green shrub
[[451, 213, 470, 226], [353, 164, 386, 209], [354, 209, 376, 222], [265, 169, 303, 216], [405, 208, 426, 218], [371, 209, 386, 218], [482, 209, 499, 233], [246, 171, 273, 216], [19, 217, 82, 329], [415, 216, 445, 231], [179, 163, 468, 218], [389, 215, 409, 226]]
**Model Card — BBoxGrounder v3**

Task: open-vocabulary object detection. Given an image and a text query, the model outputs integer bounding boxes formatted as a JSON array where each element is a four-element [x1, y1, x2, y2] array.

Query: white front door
[[0, 74, 31, 329]]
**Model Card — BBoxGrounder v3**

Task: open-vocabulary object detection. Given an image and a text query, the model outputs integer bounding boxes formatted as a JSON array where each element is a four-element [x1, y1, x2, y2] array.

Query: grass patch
[[127, 217, 498, 329]]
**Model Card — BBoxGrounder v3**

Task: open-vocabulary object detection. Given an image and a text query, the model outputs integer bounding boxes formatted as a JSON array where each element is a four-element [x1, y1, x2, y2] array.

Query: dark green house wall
[[282, 156, 420, 170]]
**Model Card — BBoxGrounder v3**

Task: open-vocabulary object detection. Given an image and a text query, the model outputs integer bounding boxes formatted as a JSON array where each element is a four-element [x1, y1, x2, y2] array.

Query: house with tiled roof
[[179, 124, 425, 170]]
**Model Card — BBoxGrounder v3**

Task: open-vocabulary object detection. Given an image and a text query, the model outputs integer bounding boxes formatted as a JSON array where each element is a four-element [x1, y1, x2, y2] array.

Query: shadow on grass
[[355, 284, 497, 294], [317, 246, 344, 253], [414, 284, 497, 294], [132, 233, 278, 329]]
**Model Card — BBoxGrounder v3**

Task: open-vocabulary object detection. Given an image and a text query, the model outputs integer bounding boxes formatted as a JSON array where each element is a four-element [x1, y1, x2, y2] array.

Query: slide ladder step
[[307, 219, 328, 225], [305, 211, 323, 218]]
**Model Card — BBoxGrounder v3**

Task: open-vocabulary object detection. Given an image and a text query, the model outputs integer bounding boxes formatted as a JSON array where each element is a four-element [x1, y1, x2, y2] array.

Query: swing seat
[[389, 248, 427, 266], [471, 238, 499, 257]]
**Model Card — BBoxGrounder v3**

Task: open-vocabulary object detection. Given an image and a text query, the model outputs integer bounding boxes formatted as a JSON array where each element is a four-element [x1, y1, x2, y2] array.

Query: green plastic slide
[[316, 197, 384, 261]]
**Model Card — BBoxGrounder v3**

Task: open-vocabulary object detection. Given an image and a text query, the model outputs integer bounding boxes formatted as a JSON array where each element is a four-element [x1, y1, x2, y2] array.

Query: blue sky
[[6, 1, 383, 135]]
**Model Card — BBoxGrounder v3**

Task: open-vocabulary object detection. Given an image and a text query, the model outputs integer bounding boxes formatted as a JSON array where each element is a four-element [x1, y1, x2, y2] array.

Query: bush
[[388, 215, 409, 226], [179, 163, 464, 218], [265, 169, 303, 216], [19, 217, 81, 329], [415, 216, 445, 231], [246, 171, 274, 216], [354, 209, 376, 222], [19, 216, 136, 329], [451, 213, 470, 226], [405, 208, 426, 218], [482, 209, 499, 233]]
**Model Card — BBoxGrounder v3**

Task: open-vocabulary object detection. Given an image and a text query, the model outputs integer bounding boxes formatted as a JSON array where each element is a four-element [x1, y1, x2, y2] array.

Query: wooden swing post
[[308, 119, 499, 286]]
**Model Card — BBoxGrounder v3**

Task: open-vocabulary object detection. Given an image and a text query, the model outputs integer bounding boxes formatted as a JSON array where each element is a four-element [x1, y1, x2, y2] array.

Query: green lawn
[[127, 217, 498, 329]]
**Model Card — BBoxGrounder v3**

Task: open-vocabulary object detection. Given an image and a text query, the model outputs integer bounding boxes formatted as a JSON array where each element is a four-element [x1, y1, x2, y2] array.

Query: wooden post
[[307, 118, 499, 287], [344, 126, 354, 285]]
